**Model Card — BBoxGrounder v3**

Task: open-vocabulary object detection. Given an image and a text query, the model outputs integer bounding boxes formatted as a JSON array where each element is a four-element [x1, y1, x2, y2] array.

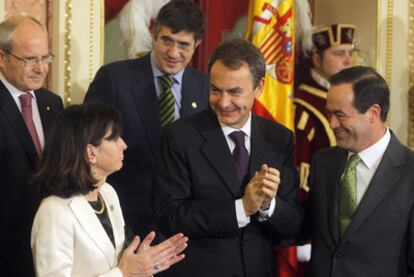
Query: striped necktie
[[158, 75, 175, 127], [339, 153, 361, 236]]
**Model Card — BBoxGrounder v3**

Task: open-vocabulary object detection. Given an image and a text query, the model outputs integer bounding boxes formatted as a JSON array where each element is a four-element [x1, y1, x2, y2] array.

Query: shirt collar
[[150, 50, 184, 85], [220, 112, 252, 138], [311, 68, 330, 90], [351, 128, 391, 169], [0, 72, 36, 99]]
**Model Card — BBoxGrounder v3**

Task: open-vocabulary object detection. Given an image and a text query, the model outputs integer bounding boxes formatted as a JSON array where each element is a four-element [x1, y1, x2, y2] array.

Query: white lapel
[[68, 195, 117, 267], [99, 184, 125, 258]]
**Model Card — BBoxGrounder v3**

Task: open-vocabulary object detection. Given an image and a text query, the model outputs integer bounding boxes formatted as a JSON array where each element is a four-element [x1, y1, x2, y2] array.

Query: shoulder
[[183, 67, 209, 82], [98, 58, 146, 74], [100, 183, 119, 200], [253, 115, 293, 139], [34, 195, 73, 222]]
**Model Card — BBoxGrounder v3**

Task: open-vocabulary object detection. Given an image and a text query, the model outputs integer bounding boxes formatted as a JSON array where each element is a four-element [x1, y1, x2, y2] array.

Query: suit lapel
[[326, 150, 347, 244], [199, 111, 241, 197], [0, 82, 38, 164], [342, 135, 404, 242], [99, 187, 125, 257], [181, 69, 202, 116], [69, 196, 117, 267], [130, 56, 161, 154], [34, 89, 55, 133]]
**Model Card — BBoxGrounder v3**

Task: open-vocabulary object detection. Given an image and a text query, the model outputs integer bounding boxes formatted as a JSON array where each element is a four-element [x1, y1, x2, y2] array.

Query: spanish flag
[[244, 0, 295, 131], [245, 1, 297, 276]]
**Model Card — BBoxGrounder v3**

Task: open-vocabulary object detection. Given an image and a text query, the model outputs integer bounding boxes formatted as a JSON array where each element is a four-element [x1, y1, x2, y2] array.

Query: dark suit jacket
[[154, 109, 303, 277], [84, 54, 209, 238], [0, 82, 63, 277], [304, 133, 414, 277]]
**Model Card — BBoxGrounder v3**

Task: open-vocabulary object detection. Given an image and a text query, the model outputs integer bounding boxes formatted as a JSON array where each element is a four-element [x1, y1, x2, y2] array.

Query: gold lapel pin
[[46, 106, 50, 111], [110, 205, 114, 211], [191, 102, 197, 109]]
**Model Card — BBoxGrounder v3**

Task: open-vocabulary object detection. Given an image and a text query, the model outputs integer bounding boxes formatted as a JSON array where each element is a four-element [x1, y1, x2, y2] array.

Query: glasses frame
[[4, 50, 55, 67]]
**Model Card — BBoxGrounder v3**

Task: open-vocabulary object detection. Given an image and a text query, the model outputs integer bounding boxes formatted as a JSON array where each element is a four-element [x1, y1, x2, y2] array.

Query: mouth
[[334, 128, 348, 139]]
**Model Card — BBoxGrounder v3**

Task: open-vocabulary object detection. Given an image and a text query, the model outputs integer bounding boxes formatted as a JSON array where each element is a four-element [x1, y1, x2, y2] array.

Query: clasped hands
[[242, 164, 280, 216], [118, 231, 188, 277]]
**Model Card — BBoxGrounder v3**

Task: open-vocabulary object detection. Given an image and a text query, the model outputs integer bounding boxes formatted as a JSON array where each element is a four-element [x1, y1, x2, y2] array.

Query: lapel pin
[[191, 102, 197, 109], [46, 106, 50, 111], [110, 205, 114, 211]]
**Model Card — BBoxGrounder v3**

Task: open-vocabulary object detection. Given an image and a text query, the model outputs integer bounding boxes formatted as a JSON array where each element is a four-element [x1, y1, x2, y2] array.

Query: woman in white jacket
[[31, 103, 187, 277]]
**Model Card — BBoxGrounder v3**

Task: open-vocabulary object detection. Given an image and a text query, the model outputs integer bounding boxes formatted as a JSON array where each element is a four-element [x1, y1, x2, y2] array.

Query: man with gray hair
[[0, 15, 63, 276]]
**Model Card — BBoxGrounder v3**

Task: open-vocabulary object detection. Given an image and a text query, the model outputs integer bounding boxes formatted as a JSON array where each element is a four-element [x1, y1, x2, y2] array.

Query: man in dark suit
[[153, 39, 303, 276], [84, 1, 209, 238], [0, 16, 63, 276], [303, 66, 414, 276]]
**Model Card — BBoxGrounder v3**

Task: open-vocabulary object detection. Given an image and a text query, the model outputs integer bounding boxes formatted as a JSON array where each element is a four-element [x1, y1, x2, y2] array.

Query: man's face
[[152, 26, 200, 75], [326, 83, 374, 153], [209, 60, 263, 129], [0, 22, 49, 91], [313, 44, 353, 79]]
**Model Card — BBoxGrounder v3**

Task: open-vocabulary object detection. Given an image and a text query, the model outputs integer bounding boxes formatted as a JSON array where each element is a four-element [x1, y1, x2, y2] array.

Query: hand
[[258, 164, 280, 208], [242, 172, 265, 216], [118, 232, 188, 277]]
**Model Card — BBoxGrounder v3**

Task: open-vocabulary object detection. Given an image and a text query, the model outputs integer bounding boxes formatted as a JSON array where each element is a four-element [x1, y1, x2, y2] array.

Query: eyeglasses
[[158, 36, 193, 52], [5, 51, 55, 67]]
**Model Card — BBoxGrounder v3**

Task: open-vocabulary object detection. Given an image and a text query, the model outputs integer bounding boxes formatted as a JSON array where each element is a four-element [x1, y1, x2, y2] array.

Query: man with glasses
[[84, 1, 209, 239], [0, 15, 63, 276]]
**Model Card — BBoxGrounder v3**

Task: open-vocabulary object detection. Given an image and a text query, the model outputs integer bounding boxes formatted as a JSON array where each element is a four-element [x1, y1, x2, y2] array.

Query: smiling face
[[152, 25, 200, 75], [0, 20, 49, 91], [209, 60, 263, 129], [326, 83, 376, 153]]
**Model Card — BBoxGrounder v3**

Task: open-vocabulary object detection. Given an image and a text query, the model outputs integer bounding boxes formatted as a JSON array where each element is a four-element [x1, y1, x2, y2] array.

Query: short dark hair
[[329, 66, 390, 121], [33, 103, 122, 198], [208, 39, 265, 88], [156, 0, 205, 41]]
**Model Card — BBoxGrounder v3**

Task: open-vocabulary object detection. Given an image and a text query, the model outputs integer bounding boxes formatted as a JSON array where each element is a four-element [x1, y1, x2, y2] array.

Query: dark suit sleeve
[[84, 66, 116, 104], [154, 126, 239, 239], [264, 130, 303, 240], [409, 204, 414, 275]]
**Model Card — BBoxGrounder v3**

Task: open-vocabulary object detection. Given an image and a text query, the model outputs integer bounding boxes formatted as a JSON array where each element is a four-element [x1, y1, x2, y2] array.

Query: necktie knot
[[158, 75, 174, 90], [19, 93, 33, 108], [229, 131, 245, 148], [346, 153, 361, 170]]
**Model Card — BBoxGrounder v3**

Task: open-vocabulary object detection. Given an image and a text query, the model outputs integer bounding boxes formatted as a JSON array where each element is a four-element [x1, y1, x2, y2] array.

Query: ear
[[0, 50, 7, 68], [86, 144, 97, 164], [368, 104, 382, 123], [311, 52, 322, 70], [254, 78, 265, 98], [194, 39, 202, 48]]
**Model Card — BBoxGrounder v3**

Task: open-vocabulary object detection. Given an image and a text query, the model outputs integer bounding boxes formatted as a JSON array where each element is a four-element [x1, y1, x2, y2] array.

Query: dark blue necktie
[[229, 131, 249, 181]]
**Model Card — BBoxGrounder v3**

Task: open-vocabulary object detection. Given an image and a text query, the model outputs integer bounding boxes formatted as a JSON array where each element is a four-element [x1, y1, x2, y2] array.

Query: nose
[[167, 45, 180, 59], [32, 60, 48, 73], [218, 92, 231, 108], [343, 53, 352, 66], [119, 137, 127, 150]]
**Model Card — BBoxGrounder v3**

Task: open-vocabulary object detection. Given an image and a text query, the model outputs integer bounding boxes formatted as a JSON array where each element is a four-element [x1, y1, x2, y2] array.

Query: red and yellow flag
[[245, 1, 297, 277], [245, 0, 295, 131]]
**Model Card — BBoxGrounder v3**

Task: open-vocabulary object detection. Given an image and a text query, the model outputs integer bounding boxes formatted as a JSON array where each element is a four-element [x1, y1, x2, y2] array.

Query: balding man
[[0, 15, 63, 276]]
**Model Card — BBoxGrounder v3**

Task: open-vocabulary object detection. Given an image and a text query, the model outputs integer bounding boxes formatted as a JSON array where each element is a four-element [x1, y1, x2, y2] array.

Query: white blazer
[[31, 183, 125, 277]]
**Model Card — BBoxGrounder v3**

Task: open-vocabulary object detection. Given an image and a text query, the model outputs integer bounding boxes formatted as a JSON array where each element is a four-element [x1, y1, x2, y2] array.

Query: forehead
[[325, 43, 354, 53], [11, 21, 48, 53], [326, 83, 355, 109], [210, 61, 253, 86], [157, 25, 196, 43]]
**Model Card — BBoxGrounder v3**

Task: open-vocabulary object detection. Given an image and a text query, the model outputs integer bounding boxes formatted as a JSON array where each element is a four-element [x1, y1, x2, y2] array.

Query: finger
[[267, 167, 280, 177], [153, 253, 186, 274], [151, 233, 186, 255], [125, 235, 141, 255], [137, 231, 156, 252], [262, 173, 280, 186], [261, 186, 278, 199], [259, 164, 269, 176]]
